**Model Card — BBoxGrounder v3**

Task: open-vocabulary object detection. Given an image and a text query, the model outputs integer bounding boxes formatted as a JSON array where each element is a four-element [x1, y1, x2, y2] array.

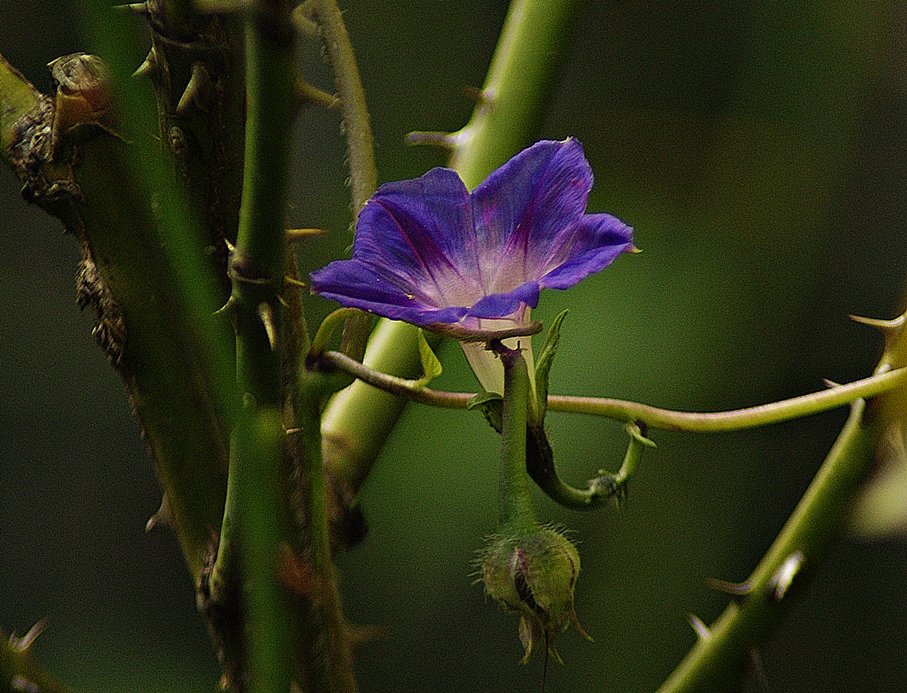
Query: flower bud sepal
[[480, 525, 590, 664]]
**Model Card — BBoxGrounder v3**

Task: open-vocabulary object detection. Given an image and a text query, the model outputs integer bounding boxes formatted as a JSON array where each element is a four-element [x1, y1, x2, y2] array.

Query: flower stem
[[498, 347, 537, 532], [215, 0, 296, 689], [659, 316, 907, 692], [320, 0, 584, 504]]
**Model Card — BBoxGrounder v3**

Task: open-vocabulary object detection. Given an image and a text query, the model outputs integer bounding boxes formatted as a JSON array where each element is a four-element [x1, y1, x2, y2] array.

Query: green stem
[[659, 401, 878, 692], [216, 1, 296, 689], [312, 0, 378, 361], [498, 348, 536, 531], [525, 422, 654, 511], [449, 0, 581, 189], [294, 374, 358, 692], [548, 366, 907, 431], [231, 408, 293, 692], [320, 0, 584, 500], [317, 349, 907, 433], [4, 38, 235, 582], [312, 0, 376, 215], [659, 318, 907, 692]]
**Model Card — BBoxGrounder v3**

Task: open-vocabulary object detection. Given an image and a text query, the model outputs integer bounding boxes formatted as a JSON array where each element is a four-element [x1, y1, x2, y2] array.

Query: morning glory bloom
[[311, 138, 634, 391]]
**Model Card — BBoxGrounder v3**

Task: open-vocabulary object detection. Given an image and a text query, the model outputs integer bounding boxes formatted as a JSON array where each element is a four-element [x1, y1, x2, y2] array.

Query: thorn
[[688, 613, 711, 641], [176, 62, 212, 114], [132, 48, 158, 80], [405, 130, 460, 150], [748, 646, 770, 691], [768, 550, 805, 601], [462, 85, 485, 103], [213, 295, 237, 319], [9, 675, 40, 693], [194, 0, 247, 12], [822, 378, 842, 389], [277, 544, 317, 597], [223, 237, 236, 254], [295, 79, 340, 111], [258, 302, 278, 350], [850, 313, 906, 350], [706, 576, 753, 596], [284, 275, 307, 289], [347, 623, 388, 651], [9, 620, 46, 652], [114, 2, 149, 15], [292, 3, 320, 37], [570, 608, 593, 642], [286, 227, 327, 242], [145, 495, 172, 532]]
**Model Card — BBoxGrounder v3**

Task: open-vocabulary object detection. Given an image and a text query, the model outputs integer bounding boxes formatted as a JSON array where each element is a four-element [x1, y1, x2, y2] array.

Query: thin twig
[[319, 350, 907, 433]]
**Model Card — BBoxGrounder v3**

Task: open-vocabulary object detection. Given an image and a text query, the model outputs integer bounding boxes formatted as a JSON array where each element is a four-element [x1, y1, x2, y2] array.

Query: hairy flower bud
[[480, 527, 589, 664]]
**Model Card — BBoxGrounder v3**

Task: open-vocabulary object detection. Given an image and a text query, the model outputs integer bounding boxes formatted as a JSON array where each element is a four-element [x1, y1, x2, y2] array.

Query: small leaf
[[534, 310, 568, 421], [467, 391, 504, 433], [413, 329, 443, 387]]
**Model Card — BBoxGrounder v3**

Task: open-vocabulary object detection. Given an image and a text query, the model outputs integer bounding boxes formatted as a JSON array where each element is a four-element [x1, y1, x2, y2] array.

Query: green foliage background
[[2, 2, 907, 691]]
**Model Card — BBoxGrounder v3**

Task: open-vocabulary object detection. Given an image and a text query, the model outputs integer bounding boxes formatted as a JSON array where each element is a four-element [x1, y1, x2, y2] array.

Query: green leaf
[[467, 391, 504, 433], [413, 328, 443, 387], [534, 310, 568, 422]]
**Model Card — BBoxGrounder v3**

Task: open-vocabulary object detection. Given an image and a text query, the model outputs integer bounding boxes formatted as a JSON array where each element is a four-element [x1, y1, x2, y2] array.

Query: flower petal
[[539, 213, 634, 290], [471, 139, 593, 295], [354, 167, 482, 307], [310, 258, 468, 326], [466, 281, 541, 320]]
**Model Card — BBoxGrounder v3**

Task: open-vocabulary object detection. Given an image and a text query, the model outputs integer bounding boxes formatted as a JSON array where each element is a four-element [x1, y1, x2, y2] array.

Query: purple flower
[[311, 138, 634, 338]]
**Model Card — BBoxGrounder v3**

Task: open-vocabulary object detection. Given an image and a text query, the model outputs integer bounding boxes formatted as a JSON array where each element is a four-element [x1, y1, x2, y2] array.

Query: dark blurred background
[[3, 2, 907, 691]]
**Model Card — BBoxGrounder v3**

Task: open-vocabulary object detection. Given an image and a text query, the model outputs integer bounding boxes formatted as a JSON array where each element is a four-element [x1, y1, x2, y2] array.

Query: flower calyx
[[480, 526, 590, 664]]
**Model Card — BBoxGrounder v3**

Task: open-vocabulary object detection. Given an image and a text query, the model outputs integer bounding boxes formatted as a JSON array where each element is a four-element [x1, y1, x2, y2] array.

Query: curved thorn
[[850, 313, 906, 351], [295, 79, 340, 111], [688, 613, 711, 641], [176, 62, 211, 115], [706, 576, 753, 596], [286, 227, 328, 242], [132, 48, 158, 80], [257, 303, 278, 351], [767, 550, 805, 601], [9, 620, 47, 652], [145, 495, 172, 532], [113, 2, 149, 15], [194, 0, 248, 12], [213, 295, 237, 319], [405, 130, 460, 150]]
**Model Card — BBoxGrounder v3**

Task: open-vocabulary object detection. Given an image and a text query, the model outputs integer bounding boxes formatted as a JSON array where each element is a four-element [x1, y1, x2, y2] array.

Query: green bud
[[480, 527, 590, 664]]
